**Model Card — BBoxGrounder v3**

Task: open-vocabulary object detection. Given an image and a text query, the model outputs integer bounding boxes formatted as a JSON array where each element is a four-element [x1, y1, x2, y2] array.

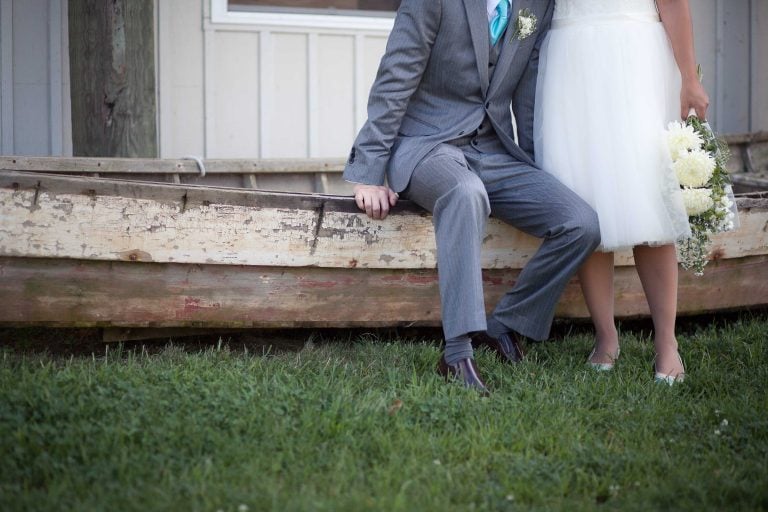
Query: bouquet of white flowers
[[667, 115, 738, 275]]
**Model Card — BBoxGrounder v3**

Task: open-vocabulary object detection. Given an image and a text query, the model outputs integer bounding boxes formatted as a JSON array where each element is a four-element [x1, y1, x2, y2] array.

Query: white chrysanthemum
[[673, 149, 716, 187], [718, 195, 733, 210], [667, 121, 704, 160], [682, 188, 714, 216]]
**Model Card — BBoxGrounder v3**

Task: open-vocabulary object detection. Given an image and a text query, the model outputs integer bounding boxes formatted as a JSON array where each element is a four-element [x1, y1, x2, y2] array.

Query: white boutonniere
[[512, 8, 537, 41]]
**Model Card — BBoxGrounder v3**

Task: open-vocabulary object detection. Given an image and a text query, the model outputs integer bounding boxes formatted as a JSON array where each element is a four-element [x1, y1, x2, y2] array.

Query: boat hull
[[1, 170, 766, 328], [1, 255, 767, 328]]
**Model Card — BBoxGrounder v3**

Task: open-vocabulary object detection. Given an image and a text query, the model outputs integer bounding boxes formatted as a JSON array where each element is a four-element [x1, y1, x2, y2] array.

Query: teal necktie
[[489, 0, 509, 46]]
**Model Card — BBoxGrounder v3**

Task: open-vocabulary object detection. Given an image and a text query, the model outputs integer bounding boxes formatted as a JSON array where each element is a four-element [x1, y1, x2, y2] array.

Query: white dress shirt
[[487, 0, 511, 21]]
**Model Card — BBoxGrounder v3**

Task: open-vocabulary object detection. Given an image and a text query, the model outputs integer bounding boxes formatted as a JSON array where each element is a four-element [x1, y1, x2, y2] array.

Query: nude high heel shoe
[[654, 352, 686, 385], [587, 347, 620, 371]]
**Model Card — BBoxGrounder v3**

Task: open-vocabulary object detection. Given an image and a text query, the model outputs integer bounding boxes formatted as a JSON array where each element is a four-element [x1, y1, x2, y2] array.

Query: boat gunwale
[[2, 169, 766, 214]]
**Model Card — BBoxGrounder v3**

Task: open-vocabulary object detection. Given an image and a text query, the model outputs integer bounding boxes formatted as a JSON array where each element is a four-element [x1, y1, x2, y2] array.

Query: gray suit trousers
[[403, 140, 600, 341]]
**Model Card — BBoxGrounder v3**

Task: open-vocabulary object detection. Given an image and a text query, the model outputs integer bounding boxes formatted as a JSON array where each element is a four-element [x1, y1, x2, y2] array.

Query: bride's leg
[[633, 244, 684, 377], [579, 251, 619, 364]]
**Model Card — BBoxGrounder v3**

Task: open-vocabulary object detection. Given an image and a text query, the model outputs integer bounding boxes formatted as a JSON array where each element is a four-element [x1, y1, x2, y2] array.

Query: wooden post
[[68, 0, 157, 157]]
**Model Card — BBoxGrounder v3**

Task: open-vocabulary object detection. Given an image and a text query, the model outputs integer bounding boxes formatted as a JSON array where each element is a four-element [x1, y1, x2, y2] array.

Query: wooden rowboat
[[0, 156, 766, 337]]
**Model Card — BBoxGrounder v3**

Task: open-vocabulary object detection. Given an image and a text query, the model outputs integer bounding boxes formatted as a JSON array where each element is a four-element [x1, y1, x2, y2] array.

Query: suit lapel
[[487, 0, 530, 98], [463, 0, 490, 96]]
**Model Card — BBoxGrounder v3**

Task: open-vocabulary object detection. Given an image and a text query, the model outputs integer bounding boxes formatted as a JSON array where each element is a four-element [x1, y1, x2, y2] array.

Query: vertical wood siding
[[157, 0, 389, 160], [154, 0, 766, 161], [751, 1, 768, 131], [692, 0, 767, 133], [0, 0, 71, 156]]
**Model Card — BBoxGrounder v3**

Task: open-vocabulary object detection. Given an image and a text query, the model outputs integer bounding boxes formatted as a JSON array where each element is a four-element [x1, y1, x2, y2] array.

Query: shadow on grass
[[1, 308, 765, 360]]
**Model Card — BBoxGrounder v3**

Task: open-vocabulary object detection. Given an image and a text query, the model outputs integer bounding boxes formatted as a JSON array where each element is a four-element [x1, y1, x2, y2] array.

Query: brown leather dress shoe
[[472, 331, 525, 364], [437, 355, 489, 394]]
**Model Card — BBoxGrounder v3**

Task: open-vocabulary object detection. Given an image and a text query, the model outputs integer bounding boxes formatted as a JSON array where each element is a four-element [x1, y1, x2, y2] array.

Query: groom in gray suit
[[344, 0, 600, 392]]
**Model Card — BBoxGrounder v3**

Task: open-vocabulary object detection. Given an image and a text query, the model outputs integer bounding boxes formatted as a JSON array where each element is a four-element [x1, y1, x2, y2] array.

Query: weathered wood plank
[[1, 171, 766, 270], [0, 146, 763, 200], [1, 137, 763, 176], [722, 132, 768, 145], [732, 172, 768, 192], [0, 156, 346, 174], [1, 255, 765, 328], [68, 0, 157, 157]]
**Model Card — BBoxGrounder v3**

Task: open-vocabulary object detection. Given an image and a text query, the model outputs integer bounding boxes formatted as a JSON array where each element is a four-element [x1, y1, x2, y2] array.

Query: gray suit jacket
[[343, 0, 555, 193]]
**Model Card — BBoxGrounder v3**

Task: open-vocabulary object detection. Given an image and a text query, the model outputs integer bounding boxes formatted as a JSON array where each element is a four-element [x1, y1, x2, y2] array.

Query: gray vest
[[446, 24, 509, 150], [473, 28, 508, 143], [488, 35, 504, 79]]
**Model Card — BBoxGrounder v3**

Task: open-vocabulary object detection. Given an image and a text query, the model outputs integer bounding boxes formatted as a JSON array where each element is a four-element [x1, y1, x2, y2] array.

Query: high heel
[[654, 352, 685, 385], [587, 347, 620, 371]]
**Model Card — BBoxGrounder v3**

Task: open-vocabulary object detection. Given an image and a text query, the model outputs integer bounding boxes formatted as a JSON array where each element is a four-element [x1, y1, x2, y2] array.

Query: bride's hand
[[680, 78, 709, 120]]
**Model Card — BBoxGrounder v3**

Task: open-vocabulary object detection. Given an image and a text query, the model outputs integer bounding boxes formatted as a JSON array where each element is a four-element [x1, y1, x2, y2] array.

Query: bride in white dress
[[534, 0, 709, 383]]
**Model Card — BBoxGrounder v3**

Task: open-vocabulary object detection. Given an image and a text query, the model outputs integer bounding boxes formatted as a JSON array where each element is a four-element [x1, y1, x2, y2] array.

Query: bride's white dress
[[534, 0, 691, 251]]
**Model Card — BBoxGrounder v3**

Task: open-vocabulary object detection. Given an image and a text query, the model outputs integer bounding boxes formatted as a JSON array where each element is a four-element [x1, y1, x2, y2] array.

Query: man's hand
[[681, 78, 709, 120], [352, 184, 399, 220]]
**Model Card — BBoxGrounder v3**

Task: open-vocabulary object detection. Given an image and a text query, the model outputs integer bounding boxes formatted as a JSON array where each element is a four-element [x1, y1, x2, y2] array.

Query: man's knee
[[439, 178, 491, 217], [574, 203, 601, 249]]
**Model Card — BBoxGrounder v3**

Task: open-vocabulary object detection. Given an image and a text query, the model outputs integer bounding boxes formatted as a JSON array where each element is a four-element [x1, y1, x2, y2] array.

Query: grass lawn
[[1, 314, 767, 511]]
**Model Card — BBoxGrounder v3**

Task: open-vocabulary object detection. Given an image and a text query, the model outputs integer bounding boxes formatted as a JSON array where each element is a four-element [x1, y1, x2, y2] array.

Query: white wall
[[749, 0, 768, 132], [0, 0, 71, 156], [0, 0, 765, 159], [157, 0, 389, 159], [157, 0, 767, 160], [691, 0, 768, 133]]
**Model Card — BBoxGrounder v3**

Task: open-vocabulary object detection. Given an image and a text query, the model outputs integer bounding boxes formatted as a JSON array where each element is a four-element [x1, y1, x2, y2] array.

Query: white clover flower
[[682, 188, 715, 216], [667, 120, 704, 159], [721, 419, 729, 427], [238, 505, 249, 512], [673, 149, 716, 187], [714, 429, 721, 435]]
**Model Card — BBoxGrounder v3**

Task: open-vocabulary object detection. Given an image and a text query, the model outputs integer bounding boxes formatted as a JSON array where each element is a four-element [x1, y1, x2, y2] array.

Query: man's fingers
[[379, 196, 390, 219], [352, 185, 397, 219], [364, 195, 374, 218], [375, 193, 392, 219], [370, 197, 382, 219]]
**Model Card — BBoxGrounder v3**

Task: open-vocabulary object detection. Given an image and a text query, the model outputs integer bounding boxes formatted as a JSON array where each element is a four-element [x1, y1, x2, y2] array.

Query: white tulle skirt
[[534, 13, 691, 252]]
